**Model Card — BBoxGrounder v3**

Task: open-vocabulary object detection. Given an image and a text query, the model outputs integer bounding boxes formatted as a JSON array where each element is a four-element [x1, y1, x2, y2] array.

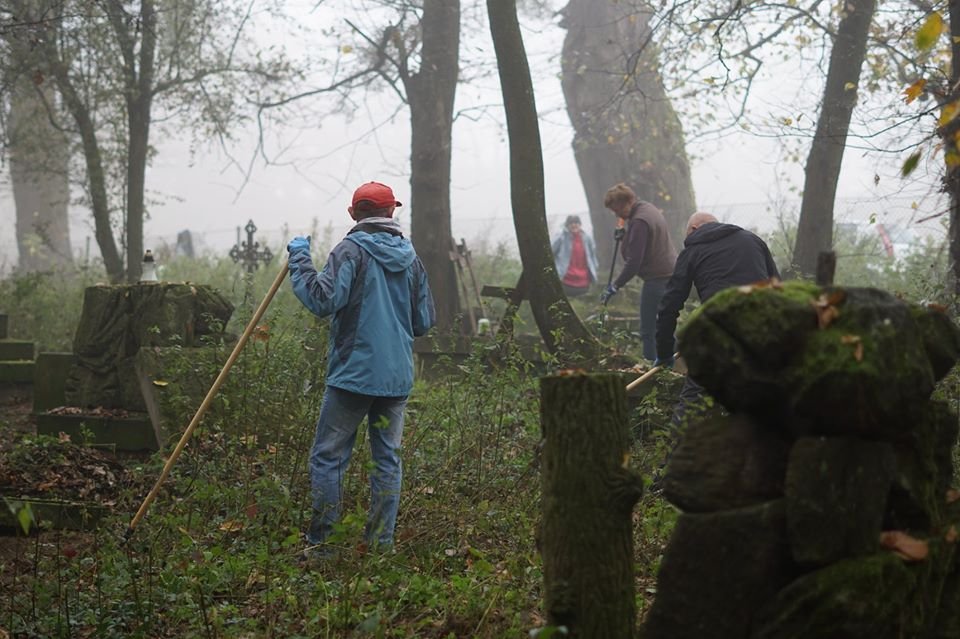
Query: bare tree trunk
[[9, 78, 72, 272], [540, 373, 643, 637], [791, 0, 876, 278], [487, 0, 597, 363], [560, 0, 696, 265], [406, 0, 461, 332], [108, 0, 156, 282], [947, 2, 960, 296], [24, 0, 125, 282]]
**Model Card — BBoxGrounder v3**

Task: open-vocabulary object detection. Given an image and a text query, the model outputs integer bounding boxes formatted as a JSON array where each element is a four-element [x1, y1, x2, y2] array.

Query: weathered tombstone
[[32, 352, 75, 413], [0, 313, 35, 398], [35, 283, 233, 450], [175, 229, 195, 258]]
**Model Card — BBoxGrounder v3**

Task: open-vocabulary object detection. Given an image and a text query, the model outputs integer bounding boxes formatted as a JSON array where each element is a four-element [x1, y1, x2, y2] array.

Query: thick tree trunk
[[9, 78, 72, 272], [407, 0, 461, 332], [23, 0, 124, 282], [540, 373, 643, 637], [113, 0, 156, 282], [487, 0, 598, 363], [560, 0, 696, 265], [791, 0, 876, 277], [948, 2, 960, 296]]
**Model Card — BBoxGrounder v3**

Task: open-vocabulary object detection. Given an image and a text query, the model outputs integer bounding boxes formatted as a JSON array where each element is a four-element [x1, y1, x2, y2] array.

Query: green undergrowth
[[1, 302, 678, 638], [3, 239, 956, 637]]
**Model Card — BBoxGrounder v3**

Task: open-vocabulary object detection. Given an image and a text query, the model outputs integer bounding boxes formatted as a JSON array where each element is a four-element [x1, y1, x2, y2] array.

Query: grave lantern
[[140, 249, 159, 282]]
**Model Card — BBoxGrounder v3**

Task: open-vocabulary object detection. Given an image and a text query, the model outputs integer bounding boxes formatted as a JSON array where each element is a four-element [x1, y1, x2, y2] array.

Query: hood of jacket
[[344, 217, 416, 273], [684, 221, 743, 247]]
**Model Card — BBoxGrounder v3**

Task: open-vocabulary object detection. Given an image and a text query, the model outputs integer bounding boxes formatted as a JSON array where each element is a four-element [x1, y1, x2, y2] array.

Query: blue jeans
[[307, 386, 407, 548], [640, 276, 669, 361]]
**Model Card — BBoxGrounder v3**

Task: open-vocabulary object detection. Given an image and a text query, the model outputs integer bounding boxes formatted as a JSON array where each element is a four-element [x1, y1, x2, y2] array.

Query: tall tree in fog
[[402, 1, 461, 333], [791, 0, 876, 278], [1, 0, 293, 282], [560, 0, 696, 266], [487, 0, 597, 362], [3, 5, 72, 272]]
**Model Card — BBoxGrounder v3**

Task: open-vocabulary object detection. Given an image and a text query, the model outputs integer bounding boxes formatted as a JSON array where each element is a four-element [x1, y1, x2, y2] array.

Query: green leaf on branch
[[901, 151, 921, 177], [915, 12, 943, 51]]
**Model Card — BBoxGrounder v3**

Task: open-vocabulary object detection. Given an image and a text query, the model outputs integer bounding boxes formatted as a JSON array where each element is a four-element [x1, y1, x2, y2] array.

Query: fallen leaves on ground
[[47, 406, 133, 418], [0, 437, 129, 504]]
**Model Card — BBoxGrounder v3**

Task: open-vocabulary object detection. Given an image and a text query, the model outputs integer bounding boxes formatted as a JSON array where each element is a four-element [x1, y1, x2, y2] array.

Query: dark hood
[[684, 222, 743, 247]]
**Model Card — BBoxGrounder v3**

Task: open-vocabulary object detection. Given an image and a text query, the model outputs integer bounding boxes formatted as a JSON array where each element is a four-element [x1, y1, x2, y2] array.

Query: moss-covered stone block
[[643, 500, 795, 639], [785, 437, 895, 565], [64, 283, 232, 409], [0, 361, 34, 383], [663, 414, 790, 513], [32, 352, 75, 413], [135, 346, 221, 448], [886, 401, 960, 533], [679, 284, 960, 437], [35, 411, 156, 451], [789, 289, 938, 437], [751, 553, 918, 639], [0, 339, 34, 361]]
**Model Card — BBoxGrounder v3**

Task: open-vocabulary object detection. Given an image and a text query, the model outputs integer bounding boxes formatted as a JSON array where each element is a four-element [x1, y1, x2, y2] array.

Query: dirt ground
[[0, 389, 125, 588]]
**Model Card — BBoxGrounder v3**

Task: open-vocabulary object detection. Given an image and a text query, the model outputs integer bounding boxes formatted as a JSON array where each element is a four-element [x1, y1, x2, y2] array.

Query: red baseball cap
[[351, 181, 403, 209]]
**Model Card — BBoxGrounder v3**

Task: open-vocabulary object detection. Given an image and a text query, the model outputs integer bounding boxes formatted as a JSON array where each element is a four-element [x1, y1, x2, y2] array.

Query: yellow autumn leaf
[[782, 117, 794, 126], [904, 79, 926, 104], [915, 12, 943, 51], [607, 135, 616, 144], [341, 45, 353, 54], [844, 81, 856, 91], [946, 151, 960, 167], [941, 101, 960, 127], [219, 520, 244, 532], [152, 380, 169, 387]]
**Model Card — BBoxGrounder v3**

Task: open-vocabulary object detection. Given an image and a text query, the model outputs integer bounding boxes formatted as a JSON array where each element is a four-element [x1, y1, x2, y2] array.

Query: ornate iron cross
[[229, 220, 273, 273]]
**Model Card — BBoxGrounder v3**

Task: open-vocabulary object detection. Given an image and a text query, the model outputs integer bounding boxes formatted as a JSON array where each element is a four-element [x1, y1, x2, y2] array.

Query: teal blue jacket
[[289, 218, 435, 397]]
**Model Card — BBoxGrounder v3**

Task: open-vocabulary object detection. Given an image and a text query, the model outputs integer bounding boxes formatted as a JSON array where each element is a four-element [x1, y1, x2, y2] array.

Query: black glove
[[601, 284, 618, 305], [613, 227, 626, 241]]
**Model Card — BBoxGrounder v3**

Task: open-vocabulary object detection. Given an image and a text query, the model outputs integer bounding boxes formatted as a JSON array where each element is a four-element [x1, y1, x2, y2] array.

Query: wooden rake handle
[[124, 258, 290, 542], [624, 352, 680, 393]]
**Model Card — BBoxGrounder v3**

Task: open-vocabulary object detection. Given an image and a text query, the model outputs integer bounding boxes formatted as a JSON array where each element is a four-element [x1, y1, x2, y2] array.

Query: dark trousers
[[640, 276, 669, 361], [671, 375, 708, 431]]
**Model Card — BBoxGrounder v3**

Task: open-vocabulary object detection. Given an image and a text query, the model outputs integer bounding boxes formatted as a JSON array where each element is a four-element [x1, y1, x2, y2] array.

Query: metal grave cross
[[229, 219, 273, 273]]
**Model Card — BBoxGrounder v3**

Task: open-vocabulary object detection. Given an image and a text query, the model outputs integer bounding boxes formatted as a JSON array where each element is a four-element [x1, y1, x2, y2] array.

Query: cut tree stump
[[539, 373, 643, 638]]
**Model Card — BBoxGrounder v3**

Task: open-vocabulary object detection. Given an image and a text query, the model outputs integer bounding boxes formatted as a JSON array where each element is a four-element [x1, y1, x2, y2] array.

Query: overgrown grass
[[1, 237, 956, 637]]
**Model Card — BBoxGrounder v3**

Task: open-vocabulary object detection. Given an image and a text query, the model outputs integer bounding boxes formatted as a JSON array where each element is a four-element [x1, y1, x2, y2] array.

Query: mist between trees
[[1, 0, 957, 320]]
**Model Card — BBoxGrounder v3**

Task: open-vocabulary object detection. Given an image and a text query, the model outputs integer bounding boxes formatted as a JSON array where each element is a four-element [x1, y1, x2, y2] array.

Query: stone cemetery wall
[[644, 282, 960, 639]]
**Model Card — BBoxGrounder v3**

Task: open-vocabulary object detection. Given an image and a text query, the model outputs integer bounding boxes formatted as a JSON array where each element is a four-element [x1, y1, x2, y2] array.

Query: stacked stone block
[[643, 282, 960, 639]]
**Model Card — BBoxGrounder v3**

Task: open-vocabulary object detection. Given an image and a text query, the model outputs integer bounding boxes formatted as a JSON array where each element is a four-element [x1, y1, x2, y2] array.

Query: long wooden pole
[[625, 352, 680, 392], [125, 258, 289, 541]]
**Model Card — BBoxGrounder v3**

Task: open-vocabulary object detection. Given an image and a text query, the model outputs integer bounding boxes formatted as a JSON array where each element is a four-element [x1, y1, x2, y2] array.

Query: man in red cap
[[351, 181, 404, 210], [287, 181, 435, 561]]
